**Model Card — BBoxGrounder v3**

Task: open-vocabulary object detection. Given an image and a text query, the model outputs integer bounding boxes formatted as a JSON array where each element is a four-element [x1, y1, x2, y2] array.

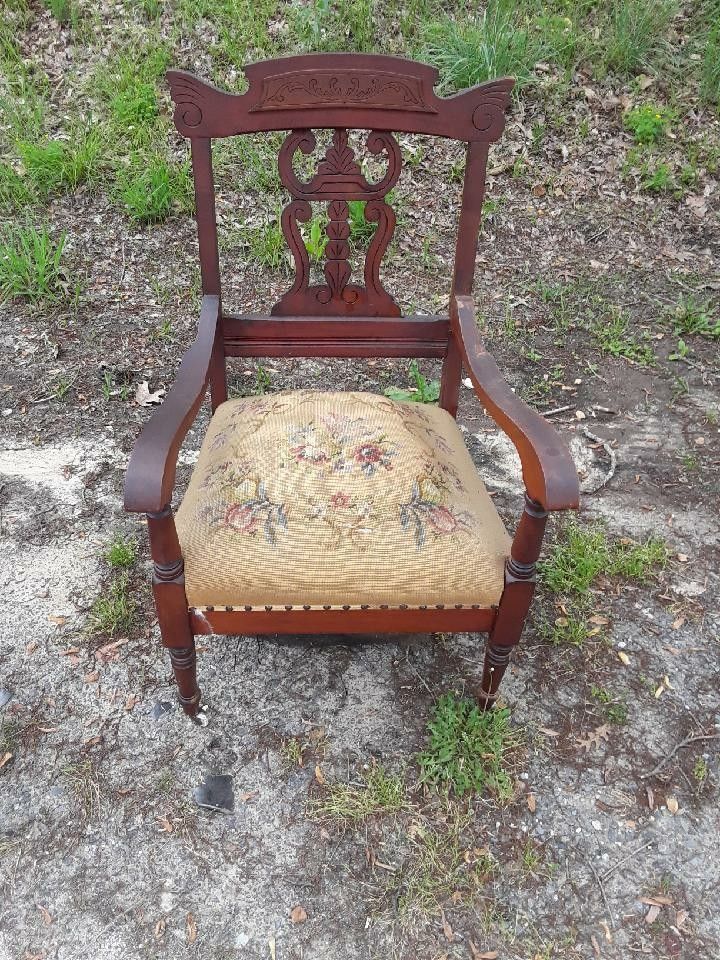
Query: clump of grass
[[43, 0, 73, 23], [592, 308, 655, 365], [422, 5, 544, 93], [110, 82, 158, 126], [590, 685, 629, 725], [671, 296, 720, 339], [237, 215, 288, 271], [539, 522, 667, 595], [18, 133, 100, 198], [418, 693, 518, 799], [602, 0, 677, 77], [105, 535, 136, 569], [61, 759, 101, 818], [311, 764, 407, 824], [701, 26, 720, 106], [0, 162, 32, 211], [394, 811, 495, 917], [0, 225, 71, 303], [281, 737, 304, 767], [115, 156, 191, 223], [385, 359, 440, 404], [88, 571, 135, 636], [624, 105, 672, 144], [641, 161, 673, 193]]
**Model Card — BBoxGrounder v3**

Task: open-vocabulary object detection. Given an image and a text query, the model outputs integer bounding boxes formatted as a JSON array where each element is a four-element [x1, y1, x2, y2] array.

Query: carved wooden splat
[[272, 128, 402, 317]]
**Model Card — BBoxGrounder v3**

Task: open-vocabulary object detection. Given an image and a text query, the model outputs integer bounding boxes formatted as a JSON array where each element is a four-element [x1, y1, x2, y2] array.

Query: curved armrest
[[453, 294, 580, 511], [124, 295, 220, 513]]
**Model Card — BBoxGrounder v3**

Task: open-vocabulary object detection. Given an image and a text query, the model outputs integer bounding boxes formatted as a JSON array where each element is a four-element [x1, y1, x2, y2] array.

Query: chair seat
[[175, 390, 510, 610]]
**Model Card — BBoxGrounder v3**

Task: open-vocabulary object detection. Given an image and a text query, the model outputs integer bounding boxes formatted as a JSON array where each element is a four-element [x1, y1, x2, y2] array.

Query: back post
[[439, 141, 491, 417], [190, 136, 227, 409]]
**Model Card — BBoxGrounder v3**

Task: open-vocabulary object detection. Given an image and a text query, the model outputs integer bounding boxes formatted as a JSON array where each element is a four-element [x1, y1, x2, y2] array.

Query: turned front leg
[[147, 505, 201, 717], [479, 494, 548, 708]]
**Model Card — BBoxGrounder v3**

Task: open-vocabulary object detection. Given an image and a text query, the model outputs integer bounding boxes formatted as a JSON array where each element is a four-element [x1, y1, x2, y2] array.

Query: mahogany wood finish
[[124, 53, 580, 717]]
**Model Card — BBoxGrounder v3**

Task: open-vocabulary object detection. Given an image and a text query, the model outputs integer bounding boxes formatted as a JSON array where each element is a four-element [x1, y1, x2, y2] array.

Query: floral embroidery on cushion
[[198, 472, 287, 546], [309, 491, 374, 548], [286, 413, 396, 477], [400, 475, 473, 549]]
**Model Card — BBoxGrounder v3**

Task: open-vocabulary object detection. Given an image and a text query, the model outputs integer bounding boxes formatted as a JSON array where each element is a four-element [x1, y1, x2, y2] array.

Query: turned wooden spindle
[[147, 504, 201, 716], [478, 494, 548, 709]]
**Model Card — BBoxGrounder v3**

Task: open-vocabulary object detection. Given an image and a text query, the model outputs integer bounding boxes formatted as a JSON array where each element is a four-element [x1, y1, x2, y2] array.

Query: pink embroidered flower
[[329, 491, 351, 508], [224, 503, 260, 534], [291, 444, 328, 465], [354, 443, 384, 465], [426, 505, 458, 534]]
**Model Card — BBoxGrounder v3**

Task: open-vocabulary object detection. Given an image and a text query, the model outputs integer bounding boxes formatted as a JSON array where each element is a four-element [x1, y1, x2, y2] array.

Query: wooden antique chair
[[124, 54, 580, 717]]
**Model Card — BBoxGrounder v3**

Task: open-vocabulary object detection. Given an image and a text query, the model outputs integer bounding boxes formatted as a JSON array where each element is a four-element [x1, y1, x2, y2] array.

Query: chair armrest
[[453, 294, 580, 512], [124, 295, 221, 513]]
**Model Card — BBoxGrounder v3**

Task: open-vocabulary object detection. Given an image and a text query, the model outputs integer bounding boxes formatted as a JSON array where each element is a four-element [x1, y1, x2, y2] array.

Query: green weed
[[0, 162, 32, 211], [0, 225, 71, 303], [590, 685, 628, 725], [624, 105, 672, 144], [385, 360, 440, 404], [302, 214, 328, 263], [592, 308, 655, 365], [418, 693, 518, 799], [671, 297, 720, 338], [701, 25, 720, 106], [693, 756, 708, 785], [310, 764, 407, 824], [238, 216, 288, 271], [43, 0, 73, 23], [348, 199, 376, 248], [641, 162, 673, 193]]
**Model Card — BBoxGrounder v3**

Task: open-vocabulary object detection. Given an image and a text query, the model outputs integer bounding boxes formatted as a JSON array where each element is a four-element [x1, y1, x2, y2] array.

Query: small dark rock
[[151, 701, 173, 720], [193, 774, 234, 813], [0, 690, 12, 709]]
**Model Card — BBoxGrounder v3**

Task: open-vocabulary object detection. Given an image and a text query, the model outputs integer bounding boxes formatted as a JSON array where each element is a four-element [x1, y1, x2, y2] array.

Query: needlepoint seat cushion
[[175, 390, 510, 610]]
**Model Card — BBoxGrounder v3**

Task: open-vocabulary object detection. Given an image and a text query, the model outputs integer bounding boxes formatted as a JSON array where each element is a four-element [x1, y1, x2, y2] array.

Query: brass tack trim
[[284, 604, 292, 610], [264, 605, 273, 612], [244, 604, 252, 611], [303, 604, 311, 611]]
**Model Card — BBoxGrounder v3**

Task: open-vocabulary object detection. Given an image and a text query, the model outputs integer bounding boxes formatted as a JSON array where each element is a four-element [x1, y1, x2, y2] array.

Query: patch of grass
[[0, 162, 32, 211], [422, 5, 545, 94], [394, 812, 495, 917], [61, 759, 101, 818], [601, 0, 677, 77], [0, 225, 71, 303], [641, 162, 673, 193], [700, 25, 720, 106], [311, 764, 407, 824], [18, 133, 101, 198], [88, 571, 135, 637], [540, 609, 593, 647], [238, 215, 288, 271], [624, 105, 672, 144], [385, 360, 440, 404], [540, 522, 667, 595], [348, 199, 376, 249], [43, 0, 73, 23], [592, 308, 655, 365], [671, 296, 720, 338], [115, 156, 192, 223], [0, 719, 20, 757], [105, 535, 136, 569], [418, 693, 518, 800], [281, 737, 304, 767]]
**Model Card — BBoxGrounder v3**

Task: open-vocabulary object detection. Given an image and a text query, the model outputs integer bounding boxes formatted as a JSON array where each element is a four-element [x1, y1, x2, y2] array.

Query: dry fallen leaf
[[156, 815, 174, 833], [578, 724, 610, 752], [268, 937, 276, 960], [84, 671, 100, 684], [590, 933, 601, 956], [618, 651, 631, 665], [47, 615, 67, 626], [641, 895, 674, 906], [646, 785, 655, 810], [186, 913, 197, 944], [440, 909, 453, 942], [527, 793, 537, 813], [37, 905, 53, 927], [645, 904, 661, 925], [0, 752, 13, 770], [135, 380, 166, 406], [314, 764, 325, 785], [676, 909, 689, 928], [290, 905, 307, 924], [666, 796, 679, 814], [468, 944, 498, 960], [238, 790, 258, 802], [538, 726, 561, 738], [154, 918, 166, 941], [599, 919, 613, 942], [124, 694, 139, 712]]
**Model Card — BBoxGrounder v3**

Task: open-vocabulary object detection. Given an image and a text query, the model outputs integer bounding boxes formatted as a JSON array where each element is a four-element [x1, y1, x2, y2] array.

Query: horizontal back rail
[[222, 313, 450, 358], [169, 55, 513, 142]]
